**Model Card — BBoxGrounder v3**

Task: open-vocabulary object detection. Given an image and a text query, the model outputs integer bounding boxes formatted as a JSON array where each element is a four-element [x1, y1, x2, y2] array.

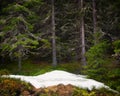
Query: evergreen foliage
[[0, 0, 42, 70], [84, 41, 120, 91], [0, 0, 120, 93], [113, 40, 120, 54], [84, 41, 110, 79]]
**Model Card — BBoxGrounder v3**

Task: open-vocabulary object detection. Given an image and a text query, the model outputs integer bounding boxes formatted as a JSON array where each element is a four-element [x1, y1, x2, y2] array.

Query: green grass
[[0, 60, 120, 95], [0, 60, 82, 76]]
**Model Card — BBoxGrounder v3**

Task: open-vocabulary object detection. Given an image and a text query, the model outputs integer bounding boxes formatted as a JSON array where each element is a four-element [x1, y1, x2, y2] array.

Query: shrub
[[84, 41, 110, 81], [0, 78, 33, 96], [113, 40, 120, 62], [113, 40, 120, 54], [73, 87, 96, 96], [73, 87, 119, 96], [0, 69, 10, 76], [84, 41, 120, 92], [107, 68, 120, 92]]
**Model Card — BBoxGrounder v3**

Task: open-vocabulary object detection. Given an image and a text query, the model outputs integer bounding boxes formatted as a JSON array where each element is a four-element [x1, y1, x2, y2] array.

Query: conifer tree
[[0, 2, 39, 71]]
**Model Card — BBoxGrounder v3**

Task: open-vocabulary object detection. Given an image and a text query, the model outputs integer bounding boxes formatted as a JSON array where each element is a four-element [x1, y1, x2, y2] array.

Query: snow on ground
[[7, 70, 110, 90]]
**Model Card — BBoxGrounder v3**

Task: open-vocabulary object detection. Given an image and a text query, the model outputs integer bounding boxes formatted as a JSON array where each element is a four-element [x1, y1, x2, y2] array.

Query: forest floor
[[0, 61, 120, 96], [22, 84, 119, 96]]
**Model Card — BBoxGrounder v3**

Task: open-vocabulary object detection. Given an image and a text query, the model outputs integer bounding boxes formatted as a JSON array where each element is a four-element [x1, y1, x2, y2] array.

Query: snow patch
[[8, 70, 110, 90]]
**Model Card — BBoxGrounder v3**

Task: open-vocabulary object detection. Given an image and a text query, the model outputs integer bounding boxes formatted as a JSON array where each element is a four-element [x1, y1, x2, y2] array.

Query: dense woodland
[[0, 0, 120, 93]]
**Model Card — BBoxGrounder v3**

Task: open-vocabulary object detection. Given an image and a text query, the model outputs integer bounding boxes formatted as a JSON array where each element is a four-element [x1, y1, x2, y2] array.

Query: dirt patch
[[33, 84, 74, 96]]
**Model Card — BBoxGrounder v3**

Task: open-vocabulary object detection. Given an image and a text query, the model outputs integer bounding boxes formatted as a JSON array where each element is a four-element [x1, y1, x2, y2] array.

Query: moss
[[0, 69, 10, 76], [0, 78, 33, 96]]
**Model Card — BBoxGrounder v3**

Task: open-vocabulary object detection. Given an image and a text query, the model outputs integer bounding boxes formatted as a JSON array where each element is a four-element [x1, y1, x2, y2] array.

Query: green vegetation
[[73, 87, 119, 96], [0, 77, 33, 96], [0, 60, 81, 75], [84, 41, 110, 80], [0, 69, 9, 76], [34, 86, 119, 96], [1, 78, 118, 96], [0, 0, 120, 95], [84, 41, 120, 92], [1, 76, 119, 96], [113, 40, 120, 54], [0, 61, 120, 96]]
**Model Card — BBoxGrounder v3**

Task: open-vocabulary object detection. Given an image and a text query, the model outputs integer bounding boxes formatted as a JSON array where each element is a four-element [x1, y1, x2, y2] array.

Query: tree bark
[[92, 0, 97, 45], [51, 0, 57, 66], [80, 0, 86, 66], [18, 55, 22, 71], [18, 45, 22, 71]]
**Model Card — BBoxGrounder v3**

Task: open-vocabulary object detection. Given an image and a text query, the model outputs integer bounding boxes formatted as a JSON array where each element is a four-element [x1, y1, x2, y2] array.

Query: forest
[[0, 0, 120, 95]]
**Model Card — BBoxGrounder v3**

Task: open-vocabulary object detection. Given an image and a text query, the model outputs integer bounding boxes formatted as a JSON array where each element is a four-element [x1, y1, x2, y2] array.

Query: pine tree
[[0, 2, 39, 71]]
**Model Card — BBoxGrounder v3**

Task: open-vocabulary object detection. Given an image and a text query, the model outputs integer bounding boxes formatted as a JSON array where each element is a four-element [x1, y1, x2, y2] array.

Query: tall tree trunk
[[80, 0, 86, 66], [92, 0, 97, 45], [18, 46, 22, 71], [18, 55, 22, 71], [51, 0, 57, 66]]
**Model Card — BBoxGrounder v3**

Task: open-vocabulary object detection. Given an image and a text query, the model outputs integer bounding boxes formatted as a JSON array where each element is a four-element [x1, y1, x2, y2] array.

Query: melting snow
[[7, 70, 111, 90]]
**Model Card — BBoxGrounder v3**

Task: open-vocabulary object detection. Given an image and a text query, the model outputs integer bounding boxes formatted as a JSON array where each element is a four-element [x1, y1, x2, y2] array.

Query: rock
[[57, 84, 73, 96], [21, 90, 30, 96]]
